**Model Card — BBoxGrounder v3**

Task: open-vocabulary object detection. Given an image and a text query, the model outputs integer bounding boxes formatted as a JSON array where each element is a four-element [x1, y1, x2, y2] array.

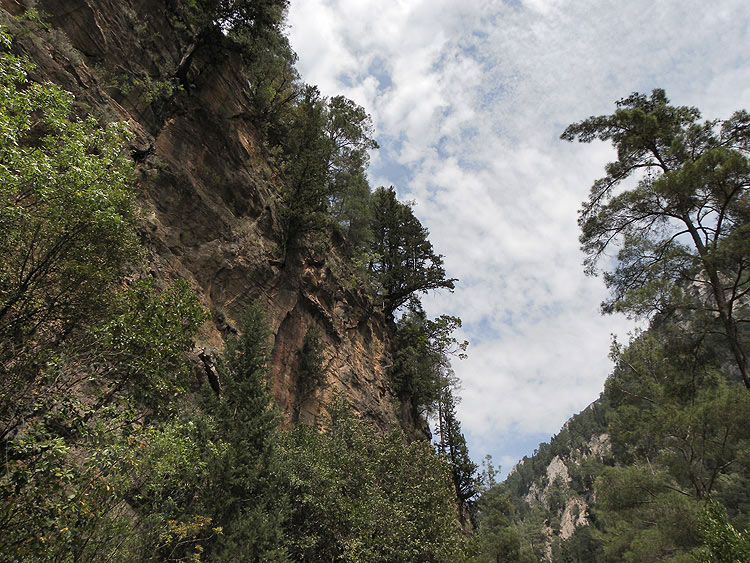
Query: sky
[[286, 0, 750, 477]]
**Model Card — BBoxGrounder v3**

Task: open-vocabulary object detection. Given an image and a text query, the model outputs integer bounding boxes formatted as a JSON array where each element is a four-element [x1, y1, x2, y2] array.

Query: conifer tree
[[436, 389, 479, 525], [369, 187, 456, 317], [562, 90, 750, 387], [207, 302, 288, 560]]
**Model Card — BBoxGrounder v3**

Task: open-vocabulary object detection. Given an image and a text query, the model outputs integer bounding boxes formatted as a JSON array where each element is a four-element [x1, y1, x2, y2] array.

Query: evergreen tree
[[280, 85, 331, 246], [392, 303, 467, 420], [590, 319, 750, 561], [172, 0, 291, 74], [206, 302, 288, 561], [476, 485, 523, 563], [436, 389, 479, 526], [325, 95, 378, 246], [562, 90, 750, 387], [368, 187, 456, 317], [697, 498, 750, 562], [279, 89, 378, 250]]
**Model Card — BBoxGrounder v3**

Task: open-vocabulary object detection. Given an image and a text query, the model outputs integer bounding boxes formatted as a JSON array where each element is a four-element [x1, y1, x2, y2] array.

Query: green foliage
[[595, 465, 703, 562], [91, 278, 207, 413], [390, 303, 475, 524], [695, 498, 750, 563], [555, 525, 604, 563], [197, 0, 289, 41], [499, 319, 750, 563], [369, 187, 457, 316], [297, 326, 327, 400], [205, 302, 288, 561], [331, 163, 374, 247], [325, 95, 379, 245], [392, 303, 466, 416], [547, 475, 568, 516], [278, 85, 331, 243], [568, 456, 606, 495], [476, 484, 522, 562], [0, 31, 216, 561], [0, 279, 207, 562], [437, 389, 479, 518], [279, 87, 379, 249], [0, 33, 139, 413], [0, 16, 479, 563], [278, 402, 473, 562], [562, 89, 750, 386], [244, 29, 299, 136], [106, 71, 183, 104], [606, 328, 750, 500], [129, 414, 223, 562], [514, 90, 750, 560], [393, 305, 445, 410], [577, 317, 750, 562]]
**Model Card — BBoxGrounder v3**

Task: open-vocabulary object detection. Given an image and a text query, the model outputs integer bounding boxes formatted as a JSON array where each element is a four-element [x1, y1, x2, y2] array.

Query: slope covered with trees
[[475, 91, 750, 562]]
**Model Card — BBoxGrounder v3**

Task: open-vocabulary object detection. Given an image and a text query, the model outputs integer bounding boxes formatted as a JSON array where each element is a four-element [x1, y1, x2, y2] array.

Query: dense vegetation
[[475, 91, 750, 562], [0, 2, 482, 561]]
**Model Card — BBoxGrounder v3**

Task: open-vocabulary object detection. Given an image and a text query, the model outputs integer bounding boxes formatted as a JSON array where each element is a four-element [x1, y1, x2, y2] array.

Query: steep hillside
[[1, 0, 415, 434], [480, 318, 750, 562], [503, 400, 613, 561]]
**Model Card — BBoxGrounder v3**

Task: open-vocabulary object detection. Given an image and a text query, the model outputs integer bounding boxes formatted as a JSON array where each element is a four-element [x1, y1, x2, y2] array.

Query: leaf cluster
[[278, 401, 473, 563]]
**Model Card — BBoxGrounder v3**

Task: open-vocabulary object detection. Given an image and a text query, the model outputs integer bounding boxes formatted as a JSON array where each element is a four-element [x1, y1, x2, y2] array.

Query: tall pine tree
[[207, 302, 288, 560]]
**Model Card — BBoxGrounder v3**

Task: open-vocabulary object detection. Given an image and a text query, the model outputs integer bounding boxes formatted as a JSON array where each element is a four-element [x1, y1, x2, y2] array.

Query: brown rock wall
[[1, 0, 414, 434]]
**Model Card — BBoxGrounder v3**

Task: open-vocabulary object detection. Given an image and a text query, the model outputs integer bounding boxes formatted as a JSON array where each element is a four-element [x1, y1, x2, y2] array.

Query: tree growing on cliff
[[368, 187, 457, 317], [279, 85, 331, 244], [172, 0, 292, 104], [279, 88, 379, 250], [392, 303, 466, 418], [199, 0, 289, 38], [326, 96, 379, 246], [562, 89, 750, 387], [436, 389, 479, 526]]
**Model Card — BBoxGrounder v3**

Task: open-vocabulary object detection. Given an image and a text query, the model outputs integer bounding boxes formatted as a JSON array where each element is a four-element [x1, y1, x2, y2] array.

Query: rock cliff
[[1, 0, 418, 434], [504, 399, 612, 560]]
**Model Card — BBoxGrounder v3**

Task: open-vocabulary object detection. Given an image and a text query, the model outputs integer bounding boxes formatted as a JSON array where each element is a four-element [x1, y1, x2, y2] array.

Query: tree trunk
[[683, 215, 750, 388]]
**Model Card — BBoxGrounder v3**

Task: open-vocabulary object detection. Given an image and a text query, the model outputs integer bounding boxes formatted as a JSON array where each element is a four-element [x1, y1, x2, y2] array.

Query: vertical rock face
[[2, 0, 414, 434]]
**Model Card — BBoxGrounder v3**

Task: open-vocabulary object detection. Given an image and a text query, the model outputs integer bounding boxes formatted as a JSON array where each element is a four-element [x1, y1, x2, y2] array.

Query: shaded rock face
[[2, 0, 415, 434]]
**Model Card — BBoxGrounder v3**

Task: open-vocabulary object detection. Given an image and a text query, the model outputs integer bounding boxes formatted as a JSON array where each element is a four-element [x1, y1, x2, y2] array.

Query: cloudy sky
[[286, 0, 750, 476]]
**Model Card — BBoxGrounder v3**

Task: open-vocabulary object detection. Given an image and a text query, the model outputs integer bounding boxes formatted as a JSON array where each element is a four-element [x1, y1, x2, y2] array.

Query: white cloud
[[287, 0, 750, 474]]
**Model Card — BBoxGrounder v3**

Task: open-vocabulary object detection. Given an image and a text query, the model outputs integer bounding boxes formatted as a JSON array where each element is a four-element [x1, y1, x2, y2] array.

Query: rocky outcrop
[[506, 398, 612, 561], [1, 0, 415, 434]]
